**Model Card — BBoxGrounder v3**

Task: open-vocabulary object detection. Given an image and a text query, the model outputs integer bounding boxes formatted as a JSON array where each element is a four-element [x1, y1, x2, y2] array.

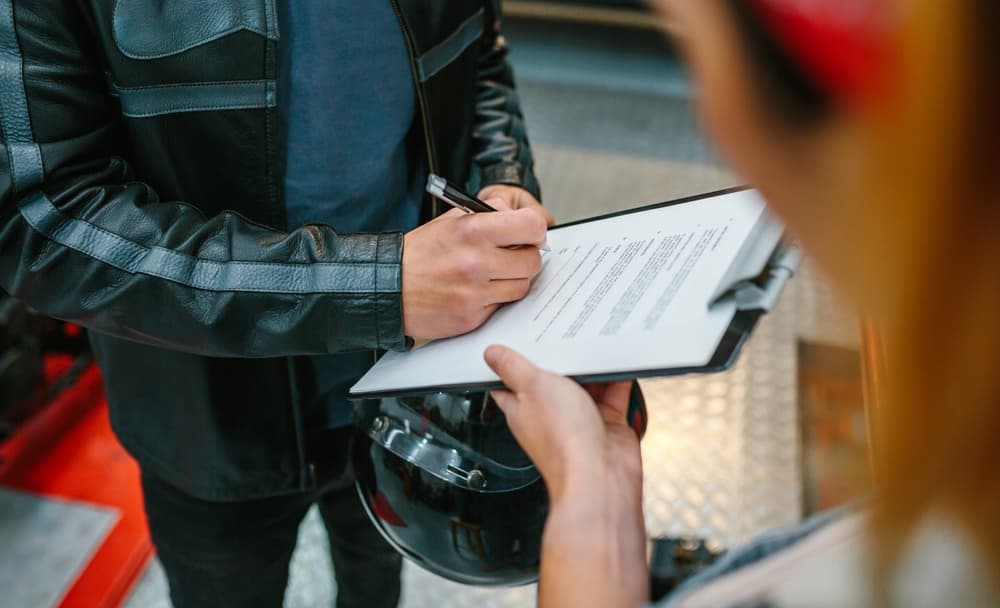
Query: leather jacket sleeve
[[471, 0, 542, 200], [0, 1, 407, 357]]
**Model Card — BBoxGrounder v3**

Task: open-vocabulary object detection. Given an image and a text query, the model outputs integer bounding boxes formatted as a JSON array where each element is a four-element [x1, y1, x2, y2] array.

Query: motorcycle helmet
[[352, 384, 647, 586]]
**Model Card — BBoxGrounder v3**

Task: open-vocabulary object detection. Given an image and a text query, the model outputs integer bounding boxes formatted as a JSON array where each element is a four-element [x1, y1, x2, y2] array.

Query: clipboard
[[351, 188, 800, 399]]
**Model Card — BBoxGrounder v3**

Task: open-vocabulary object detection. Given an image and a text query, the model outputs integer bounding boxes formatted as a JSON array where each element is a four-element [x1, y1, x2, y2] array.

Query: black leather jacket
[[0, 0, 540, 500]]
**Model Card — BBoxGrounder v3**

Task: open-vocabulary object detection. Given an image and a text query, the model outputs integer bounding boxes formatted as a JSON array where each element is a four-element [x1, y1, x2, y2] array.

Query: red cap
[[747, 0, 895, 104]]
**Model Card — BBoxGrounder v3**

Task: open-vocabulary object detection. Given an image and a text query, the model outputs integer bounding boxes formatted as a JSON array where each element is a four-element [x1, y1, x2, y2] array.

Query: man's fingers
[[486, 278, 532, 305], [485, 196, 514, 212], [476, 185, 554, 225], [540, 207, 556, 227], [487, 246, 543, 280], [484, 345, 543, 394], [435, 207, 468, 222], [480, 303, 500, 322], [521, 200, 556, 227], [470, 208, 547, 248]]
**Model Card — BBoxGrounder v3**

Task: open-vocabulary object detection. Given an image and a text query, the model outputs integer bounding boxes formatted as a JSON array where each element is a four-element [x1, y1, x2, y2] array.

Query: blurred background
[[1, 3, 868, 607]]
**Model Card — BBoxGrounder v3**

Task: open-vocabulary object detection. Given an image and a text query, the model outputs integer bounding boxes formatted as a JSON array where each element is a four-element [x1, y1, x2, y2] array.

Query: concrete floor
[[121, 16, 859, 608]]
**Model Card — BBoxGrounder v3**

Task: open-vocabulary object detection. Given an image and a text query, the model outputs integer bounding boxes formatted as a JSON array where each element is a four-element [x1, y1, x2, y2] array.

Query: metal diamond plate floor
[[124, 17, 860, 608]]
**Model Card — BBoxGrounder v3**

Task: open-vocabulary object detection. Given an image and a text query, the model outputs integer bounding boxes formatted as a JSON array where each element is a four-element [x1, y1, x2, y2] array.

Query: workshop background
[[0, 3, 866, 607]]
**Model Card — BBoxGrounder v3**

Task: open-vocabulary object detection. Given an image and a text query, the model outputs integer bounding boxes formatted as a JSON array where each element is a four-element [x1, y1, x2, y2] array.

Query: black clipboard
[[351, 187, 799, 399]]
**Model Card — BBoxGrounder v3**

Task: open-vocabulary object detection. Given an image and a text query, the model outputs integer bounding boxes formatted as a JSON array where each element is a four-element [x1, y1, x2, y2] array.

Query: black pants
[[140, 428, 402, 608]]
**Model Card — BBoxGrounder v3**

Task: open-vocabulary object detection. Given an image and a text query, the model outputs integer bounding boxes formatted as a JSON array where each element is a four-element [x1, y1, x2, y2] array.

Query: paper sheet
[[352, 190, 771, 395]]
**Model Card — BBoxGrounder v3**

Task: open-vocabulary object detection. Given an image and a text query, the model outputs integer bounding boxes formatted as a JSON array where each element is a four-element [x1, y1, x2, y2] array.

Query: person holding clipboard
[[484, 1, 1000, 607]]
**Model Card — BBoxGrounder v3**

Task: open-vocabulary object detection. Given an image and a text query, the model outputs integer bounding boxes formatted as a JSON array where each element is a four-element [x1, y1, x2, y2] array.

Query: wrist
[[549, 459, 642, 518], [545, 446, 608, 506], [541, 467, 650, 608]]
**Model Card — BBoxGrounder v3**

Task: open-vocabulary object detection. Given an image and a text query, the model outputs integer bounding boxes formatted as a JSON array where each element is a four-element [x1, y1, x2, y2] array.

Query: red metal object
[[0, 356, 93, 478], [0, 356, 153, 608]]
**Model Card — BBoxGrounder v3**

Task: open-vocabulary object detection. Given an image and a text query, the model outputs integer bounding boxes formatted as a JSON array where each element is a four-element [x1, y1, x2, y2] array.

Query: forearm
[[2, 176, 407, 357], [0, 0, 408, 357], [539, 471, 649, 608]]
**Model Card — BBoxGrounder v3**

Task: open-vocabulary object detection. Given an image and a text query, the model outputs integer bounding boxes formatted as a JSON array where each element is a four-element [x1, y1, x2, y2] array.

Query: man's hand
[[478, 185, 556, 226], [402, 208, 546, 341]]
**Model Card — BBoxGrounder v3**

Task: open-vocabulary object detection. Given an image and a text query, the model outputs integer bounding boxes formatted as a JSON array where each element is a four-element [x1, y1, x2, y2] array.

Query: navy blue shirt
[[277, 2, 423, 428]]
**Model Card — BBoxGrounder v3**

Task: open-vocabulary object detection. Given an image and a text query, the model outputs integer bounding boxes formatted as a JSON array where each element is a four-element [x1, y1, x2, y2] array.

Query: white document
[[351, 189, 779, 396]]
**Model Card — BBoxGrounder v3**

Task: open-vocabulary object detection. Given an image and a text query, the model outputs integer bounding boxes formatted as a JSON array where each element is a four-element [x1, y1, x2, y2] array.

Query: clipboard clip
[[712, 243, 802, 312]]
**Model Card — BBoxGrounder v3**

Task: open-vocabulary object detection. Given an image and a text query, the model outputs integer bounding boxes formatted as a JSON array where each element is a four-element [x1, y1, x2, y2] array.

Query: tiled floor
[[0, 489, 118, 608], [124, 16, 859, 608]]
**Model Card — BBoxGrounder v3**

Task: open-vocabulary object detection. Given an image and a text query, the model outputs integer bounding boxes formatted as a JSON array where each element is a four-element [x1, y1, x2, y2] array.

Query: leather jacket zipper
[[391, 0, 440, 217]]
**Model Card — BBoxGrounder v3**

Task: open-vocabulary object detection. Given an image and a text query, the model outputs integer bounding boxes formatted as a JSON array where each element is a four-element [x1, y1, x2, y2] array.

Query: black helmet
[[352, 385, 647, 586]]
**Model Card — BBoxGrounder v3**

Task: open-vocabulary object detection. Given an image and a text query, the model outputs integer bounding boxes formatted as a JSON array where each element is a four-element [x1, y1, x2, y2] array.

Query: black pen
[[426, 174, 550, 252]]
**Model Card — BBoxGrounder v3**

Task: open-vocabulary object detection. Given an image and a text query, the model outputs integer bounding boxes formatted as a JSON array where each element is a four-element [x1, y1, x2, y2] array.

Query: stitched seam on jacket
[[18, 192, 401, 295], [263, 0, 278, 40], [0, 0, 44, 193], [113, 78, 273, 92], [114, 80, 276, 118], [416, 8, 485, 82]]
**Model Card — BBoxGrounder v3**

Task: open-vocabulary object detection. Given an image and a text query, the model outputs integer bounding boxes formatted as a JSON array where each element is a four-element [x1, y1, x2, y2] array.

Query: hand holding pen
[[427, 174, 551, 252], [401, 175, 548, 341]]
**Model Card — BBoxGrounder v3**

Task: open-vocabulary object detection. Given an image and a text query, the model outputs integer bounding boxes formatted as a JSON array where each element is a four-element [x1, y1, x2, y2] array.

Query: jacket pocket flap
[[113, 0, 278, 59]]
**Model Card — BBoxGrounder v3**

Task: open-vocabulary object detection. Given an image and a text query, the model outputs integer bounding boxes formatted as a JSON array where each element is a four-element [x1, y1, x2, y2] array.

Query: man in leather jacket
[[0, 1, 549, 606]]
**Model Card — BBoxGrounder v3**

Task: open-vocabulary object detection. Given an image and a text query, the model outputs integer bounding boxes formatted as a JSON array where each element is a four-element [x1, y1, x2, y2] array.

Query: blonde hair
[[867, 0, 1000, 589]]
